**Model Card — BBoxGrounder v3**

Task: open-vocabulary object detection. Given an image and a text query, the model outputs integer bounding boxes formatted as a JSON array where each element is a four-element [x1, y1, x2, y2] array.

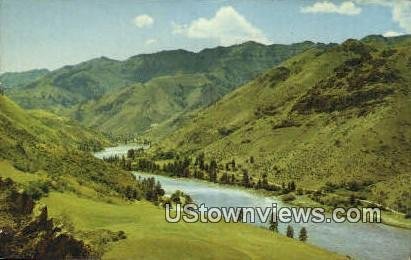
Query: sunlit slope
[[0, 95, 135, 196], [9, 41, 319, 135], [42, 192, 342, 260], [157, 35, 411, 208], [0, 95, 341, 259]]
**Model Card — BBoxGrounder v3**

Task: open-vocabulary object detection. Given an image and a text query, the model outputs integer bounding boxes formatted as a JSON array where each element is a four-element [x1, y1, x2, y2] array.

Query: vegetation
[[0, 69, 49, 89], [9, 41, 319, 137], [0, 177, 91, 258], [286, 225, 294, 238], [0, 94, 338, 258], [299, 227, 308, 242], [155, 35, 411, 214]]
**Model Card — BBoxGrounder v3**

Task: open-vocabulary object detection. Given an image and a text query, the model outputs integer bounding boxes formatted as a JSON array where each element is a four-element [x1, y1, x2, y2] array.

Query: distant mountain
[[156, 35, 411, 211], [9, 41, 320, 135], [0, 69, 49, 89]]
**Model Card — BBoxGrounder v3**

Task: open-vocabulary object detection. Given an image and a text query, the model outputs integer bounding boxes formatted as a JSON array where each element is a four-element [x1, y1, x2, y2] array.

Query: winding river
[[95, 145, 411, 260]]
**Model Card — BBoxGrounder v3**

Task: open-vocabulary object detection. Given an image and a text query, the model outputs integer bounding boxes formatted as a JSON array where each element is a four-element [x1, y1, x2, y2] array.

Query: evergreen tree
[[262, 174, 269, 189], [242, 169, 250, 187], [230, 174, 236, 184], [290, 181, 296, 191], [238, 208, 244, 223], [286, 225, 294, 238], [269, 213, 278, 232], [299, 227, 308, 242], [127, 149, 135, 159]]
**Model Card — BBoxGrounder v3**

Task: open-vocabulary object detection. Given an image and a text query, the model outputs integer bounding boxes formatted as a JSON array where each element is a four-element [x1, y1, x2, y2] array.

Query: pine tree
[[299, 227, 308, 242], [269, 213, 278, 232], [290, 181, 296, 191], [231, 159, 236, 169], [238, 208, 244, 223], [286, 225, 294, 238], [242, 169, 250, 187]]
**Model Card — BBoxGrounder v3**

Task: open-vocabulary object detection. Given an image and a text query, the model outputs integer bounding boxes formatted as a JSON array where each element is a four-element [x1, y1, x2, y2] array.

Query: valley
[[1, 33, 410, 259]]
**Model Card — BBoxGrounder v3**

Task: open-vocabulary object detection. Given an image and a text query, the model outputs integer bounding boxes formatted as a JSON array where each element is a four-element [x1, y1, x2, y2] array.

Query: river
[[95, 145, 411, 260]]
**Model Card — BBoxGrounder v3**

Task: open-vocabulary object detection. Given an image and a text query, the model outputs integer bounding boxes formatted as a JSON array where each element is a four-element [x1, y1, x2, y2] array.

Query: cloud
[[354, 0, 411, 33], [392, 1, 411, 33], [301, 1, 362, 15], [172, 6, 271, 46], [133, 14, 154, 28], [145, 38, 158, 45], [382, 31, 404, 37]]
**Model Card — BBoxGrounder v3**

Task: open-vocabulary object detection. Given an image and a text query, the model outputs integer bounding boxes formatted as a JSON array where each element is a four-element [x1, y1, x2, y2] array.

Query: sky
[[1, 0, 410, 73]]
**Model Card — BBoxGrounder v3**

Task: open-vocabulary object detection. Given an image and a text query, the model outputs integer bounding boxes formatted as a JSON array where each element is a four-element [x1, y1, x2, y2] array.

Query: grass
[[0, 160, 46, 184], [41, 191, 342, 260], [154, 36, 411, 213], [381, 212, 411, 229]]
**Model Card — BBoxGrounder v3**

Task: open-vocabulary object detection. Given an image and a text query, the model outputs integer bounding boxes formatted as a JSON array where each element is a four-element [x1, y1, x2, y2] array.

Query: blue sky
[[1, 0, 410, 73]]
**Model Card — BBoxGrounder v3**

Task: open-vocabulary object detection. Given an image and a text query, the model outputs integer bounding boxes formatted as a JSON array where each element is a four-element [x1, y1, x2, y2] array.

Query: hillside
[[0, 95, 340, 258], [0, 69, 49, 89], [155, 35, 411, 211], [9, 41, 320, 135]]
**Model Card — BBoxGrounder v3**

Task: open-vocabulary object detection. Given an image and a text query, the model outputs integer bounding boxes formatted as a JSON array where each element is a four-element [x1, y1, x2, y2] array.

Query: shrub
[[282, 194, 296, 202], [25, 180, 50, 200]]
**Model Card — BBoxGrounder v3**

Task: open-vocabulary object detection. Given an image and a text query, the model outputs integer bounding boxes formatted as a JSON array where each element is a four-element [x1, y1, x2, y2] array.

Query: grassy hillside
[[0, 94, 135, 196], [41, 192, 341, 260], [9, 41, 320, 135], [0, 95, 340, 258], [155, 35, 411, 212], [0, 69, 49, 89]]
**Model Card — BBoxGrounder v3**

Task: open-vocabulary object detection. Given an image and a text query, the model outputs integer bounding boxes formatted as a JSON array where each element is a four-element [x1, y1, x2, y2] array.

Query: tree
[[197, 152, 205, 170], [249, 156, 255, 164], [286, 225, 294, 238], [242, 169, 250, 187], [288, 181, 296, 192], [238, 208, 244, 223], [220, 172, 229, 184], [269, 213, 278, 233], [127, 149, 135, 159], [299, 227, 308, 242], [155, 181, 165, 197], [209, 159, 218, 182]]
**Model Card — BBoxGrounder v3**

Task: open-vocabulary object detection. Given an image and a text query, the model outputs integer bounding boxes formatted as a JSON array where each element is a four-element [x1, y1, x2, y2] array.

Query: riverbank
[[133, 171, 411, 260], [93, 145, 411, 259], [135, 169, 411, 230]]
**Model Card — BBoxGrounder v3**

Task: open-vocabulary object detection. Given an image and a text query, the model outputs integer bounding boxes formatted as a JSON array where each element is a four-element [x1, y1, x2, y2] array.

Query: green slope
[[156, 35, 411, 211], [9, 41, 320, 135], [0, 69, 49, 89], [0, 95, 340, 258]]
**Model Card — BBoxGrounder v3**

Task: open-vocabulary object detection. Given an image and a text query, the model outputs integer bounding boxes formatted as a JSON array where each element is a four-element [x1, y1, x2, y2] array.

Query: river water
[[95, 145, 411, 260]]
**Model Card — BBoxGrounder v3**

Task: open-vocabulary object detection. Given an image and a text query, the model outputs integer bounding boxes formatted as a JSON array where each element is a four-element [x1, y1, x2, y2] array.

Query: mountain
[[9, 41, 320, 135], [155, 35, 411, 211], [0, 94, 136, 196], [0, 94, 339, 259], [0, 69, 49, 89]]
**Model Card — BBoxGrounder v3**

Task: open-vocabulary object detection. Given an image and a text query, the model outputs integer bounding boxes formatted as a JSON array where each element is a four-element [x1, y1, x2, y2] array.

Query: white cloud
[[133, 14, 154, 28], [382, 31, 404, 37], [301, 1, 362, 15], [354, 0, 411, 33], [392, 1, 411, 33], [172, 6, 271, 46], [145, 38, 158, 45]]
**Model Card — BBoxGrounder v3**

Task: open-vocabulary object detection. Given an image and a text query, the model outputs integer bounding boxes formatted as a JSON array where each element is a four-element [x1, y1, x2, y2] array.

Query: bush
[[25, 180, 50, 200], [282, 194, 296, 202]]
